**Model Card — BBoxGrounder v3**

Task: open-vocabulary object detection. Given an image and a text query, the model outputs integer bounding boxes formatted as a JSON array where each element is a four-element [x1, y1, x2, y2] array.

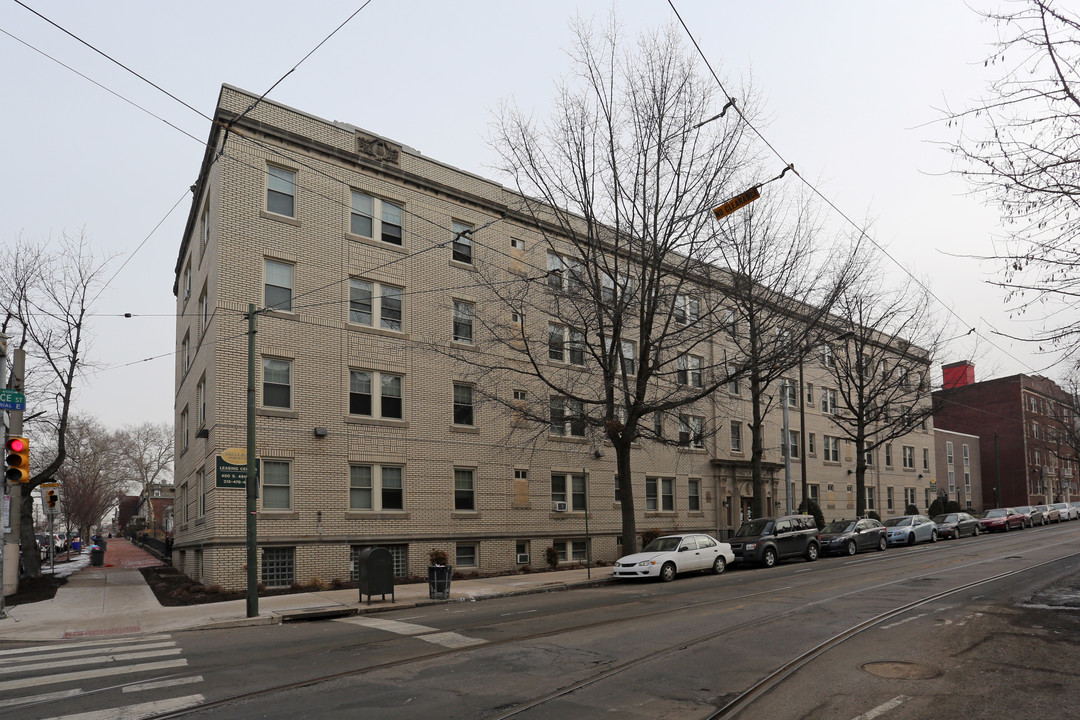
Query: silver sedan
[[883, 515, 938, 546]]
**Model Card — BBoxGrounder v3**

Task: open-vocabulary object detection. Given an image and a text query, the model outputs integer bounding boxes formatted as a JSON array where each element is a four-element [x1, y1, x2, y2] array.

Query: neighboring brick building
[[116, 495, 140, 532], [134, 483, 174, 540], [171, 85, 937, 589], [933, 362, 1077, 508], [933, 429, 983, 512]]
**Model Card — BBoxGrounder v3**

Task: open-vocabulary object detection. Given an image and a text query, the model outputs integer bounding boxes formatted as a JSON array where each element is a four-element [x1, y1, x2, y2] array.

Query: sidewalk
[[0, 539, 614, 642]]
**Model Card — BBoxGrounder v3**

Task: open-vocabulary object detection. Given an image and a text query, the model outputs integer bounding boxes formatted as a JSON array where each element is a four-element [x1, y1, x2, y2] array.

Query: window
[[902, 446, 915, 470], [822, 344, 836, 368], [654, 412, 664, 438], [510, 237, 525, 250], [727, 366, 740, 395], [923, 447, 930, 471], [198, 468, 206, 516], [679, 415, 704, 449], [688, 479, 700, 511], [808, 484, 820, 502], [380, 285, 402, 331], [182, 261, 191, 302], [453, 384, 474, 426], [199, 288, 209, 333], [905, 487, 917, 507], [645, 477, 657, 510], [261, 547, 295, 586], [551, 472, 586, 511], [554, 539, 588, 563], [453, 301, 474, 344], [454, 468, 475, 510], [730, 421, 742, 453], [550, 396, 585, 437], [677, 354, 702, 388], [823, 436, 840, 462], [724, 309, 739, 336], [885, 444, 893, 467], [822, 388, 838, 415], [962, 444, 970, 467], [350, 465, 404, 511], [946, 441, 954, 465], [620, 340, 636, 376], [548, 323, 564, 362], [266, 165, 296, 217], [675, 294, 700, 324], [452, 220, 473, 264], [197, 377, 206, 427], [201, 202, 210, 251], [661, 478, 674, 510], [925, 488, 932, 509], [456, 544, 477, 567], [265, 260, 293, 311], [568, 329, 585, 366], [182, 333, 190, 373], [866, 487, 875, 511], [782, 429, 799, 459], [262, 358, 291, 408], [180, 408, 189, 452], [513, 389, 527, 402], [948, 469, 956, 494], [783, 380, 797, 408], [547, 252, 581, 290], [348, 279, 404, 331], [887, 487, 894, 511], [262, 460, 290, 510], [350, 191, 403, 245], [347, 371, 403, 419], [864, 449, 874, 466], [805, 382, 814, 405], [808, 432, 816, 455]]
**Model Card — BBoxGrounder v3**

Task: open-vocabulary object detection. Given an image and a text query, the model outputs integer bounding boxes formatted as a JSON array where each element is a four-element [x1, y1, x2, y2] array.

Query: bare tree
[[55, 416, 130, 543], [1036, 363, 1080, 499], [944, 0, 1080, 354], [117, 422, 174, 496], [820, 260, 945, 516], [464, 19, 760, 552], [712, 193, 856, 518], [0, 231, 112, 577]]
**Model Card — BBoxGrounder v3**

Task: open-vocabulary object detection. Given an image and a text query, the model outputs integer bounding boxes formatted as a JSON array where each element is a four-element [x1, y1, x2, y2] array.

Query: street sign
[[712, 185, 761, 220], [0, 389, 25, 411], [221, 447, 247, 466], [216, 455, 260, 489]]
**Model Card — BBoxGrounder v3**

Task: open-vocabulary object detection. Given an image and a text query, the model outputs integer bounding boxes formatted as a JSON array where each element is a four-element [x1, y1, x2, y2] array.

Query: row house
[[171, 85, 936, 589]]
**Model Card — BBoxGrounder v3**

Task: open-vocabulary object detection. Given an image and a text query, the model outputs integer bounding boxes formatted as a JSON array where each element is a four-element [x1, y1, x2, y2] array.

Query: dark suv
[[729, 515, 820, 567]]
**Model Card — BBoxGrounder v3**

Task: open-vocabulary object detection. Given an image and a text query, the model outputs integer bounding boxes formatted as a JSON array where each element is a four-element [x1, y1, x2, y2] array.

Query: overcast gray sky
[[1, 1, 1057, 429]]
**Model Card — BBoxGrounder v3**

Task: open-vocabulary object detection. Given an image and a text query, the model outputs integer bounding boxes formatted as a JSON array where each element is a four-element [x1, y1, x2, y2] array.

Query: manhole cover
[[862, 661, 940, 679]]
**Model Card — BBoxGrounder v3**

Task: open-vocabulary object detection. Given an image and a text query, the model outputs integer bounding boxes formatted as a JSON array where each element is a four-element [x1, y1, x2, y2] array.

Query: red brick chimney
[[942, 361, 975, 389]]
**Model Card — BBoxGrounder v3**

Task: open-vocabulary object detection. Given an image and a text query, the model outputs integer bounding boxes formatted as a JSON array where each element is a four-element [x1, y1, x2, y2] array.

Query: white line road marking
[[0, 648, 183, 676], [122, 675, 204, 693], [0, 659, 188, 693], [0, 688, 84, 709], [41, 693, 206, 720], [0, 642, 177, 665], [0, 635, 172, 657], [879, 604, 955, 630], [850, 695, 910, 720], [335, 616, 486, 647], [499, 610, 538, 617]]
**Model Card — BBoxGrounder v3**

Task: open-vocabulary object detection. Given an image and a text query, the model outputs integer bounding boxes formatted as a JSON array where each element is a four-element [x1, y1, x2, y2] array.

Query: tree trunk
[[615, 440, 638, 554], [749, 375, 768, 519]]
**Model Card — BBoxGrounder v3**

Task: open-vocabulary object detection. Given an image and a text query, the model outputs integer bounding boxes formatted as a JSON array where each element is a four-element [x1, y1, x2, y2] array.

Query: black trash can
[[354, 546, 395, 605], [90, 548, 105, 567], [428, 565, 452, 600]]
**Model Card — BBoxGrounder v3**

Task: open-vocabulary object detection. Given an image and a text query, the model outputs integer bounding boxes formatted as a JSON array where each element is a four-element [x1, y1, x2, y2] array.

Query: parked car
[[1069, 501, 1080, 516], [1034, 504, 1058, 524], [819, 518, 887, 555], [613, 533, 734, 582], [1050, 502, 1077, 521], [979, 508, 1025, 532], [729, 515, 820, 567], [1013, 505, 1044, 528], [933, 512, 981, 539], [883, 515, 938, 546]]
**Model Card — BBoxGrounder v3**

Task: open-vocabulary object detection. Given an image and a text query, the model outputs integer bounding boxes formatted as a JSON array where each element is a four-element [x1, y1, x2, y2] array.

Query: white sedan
[[613, 533, 734, 582]]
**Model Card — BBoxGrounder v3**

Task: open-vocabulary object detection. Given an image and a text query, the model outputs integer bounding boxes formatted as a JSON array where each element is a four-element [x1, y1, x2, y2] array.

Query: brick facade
[[171, 85, 937, 589]]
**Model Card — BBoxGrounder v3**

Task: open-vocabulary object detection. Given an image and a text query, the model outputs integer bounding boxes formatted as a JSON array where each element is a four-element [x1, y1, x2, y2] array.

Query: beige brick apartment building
[[171, 85, 936, 589]]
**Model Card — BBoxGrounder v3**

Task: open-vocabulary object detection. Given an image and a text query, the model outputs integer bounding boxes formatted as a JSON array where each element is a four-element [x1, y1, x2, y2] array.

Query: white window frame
[[730, 420, 742, 453], [453, 300, 474, 344], [266, 164, 296, 218], [349, 190, 403, 246], [550, 396, 586, 437], [675, 294, 700, 324], [453, 383, 475, 426], [349, 369, 404, 420], [348, 279, 404, 332], [262, 460, 291, 510], [551, 472, 586, 511], [679, 415, 704, 449], [265, 259, 293, 312], [452, 220, 473, 264], [454, 468, 475, 511], [262, 357, 292, 409], [822, 388, 838, 415], [902, 445, 916, 470], [677, 354, 703, 388], [350, 464, 405, 511], [823, 436, 840, 463]]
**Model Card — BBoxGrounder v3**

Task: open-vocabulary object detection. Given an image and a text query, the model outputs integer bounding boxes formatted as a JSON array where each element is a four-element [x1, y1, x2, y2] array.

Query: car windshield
[[735, 520, 774, 537], [982, 509, 1007, 518], [933, 514, 958, 524], [822, 521, 856, 534], [642, 537, 683, 553], [883, 517, 912, 527]]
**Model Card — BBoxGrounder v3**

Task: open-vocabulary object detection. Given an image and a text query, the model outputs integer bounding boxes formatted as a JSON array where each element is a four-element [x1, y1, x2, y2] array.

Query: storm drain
[[862, 661, 940, 679]]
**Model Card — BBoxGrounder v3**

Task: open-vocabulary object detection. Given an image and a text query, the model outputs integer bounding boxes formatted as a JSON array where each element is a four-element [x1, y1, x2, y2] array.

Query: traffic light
[[4, 436, 29, 484], [46, 489, 57, 509]]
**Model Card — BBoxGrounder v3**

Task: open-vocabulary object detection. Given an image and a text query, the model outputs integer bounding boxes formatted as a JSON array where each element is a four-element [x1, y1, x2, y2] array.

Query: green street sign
[[0, 389, 25, 411], [216, 455, 260, 489]]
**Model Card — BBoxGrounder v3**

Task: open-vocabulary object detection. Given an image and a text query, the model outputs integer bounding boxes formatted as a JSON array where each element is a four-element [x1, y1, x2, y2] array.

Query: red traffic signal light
[[4, 436, 30, 484]]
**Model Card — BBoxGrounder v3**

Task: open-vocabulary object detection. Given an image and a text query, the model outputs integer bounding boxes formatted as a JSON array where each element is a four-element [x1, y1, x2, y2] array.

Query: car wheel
[[846, 540, 857, 556], [973, 525, 980, 536], [1004, 521, 1011, 531], [907, 532, 916, 546], [806, 543, 819, 562], [878, 535, 887, 551], [762, 548, 777, 568], [713, 556, 726, 575], [659, 562, 677, 582], [930, 530, 937, 543]]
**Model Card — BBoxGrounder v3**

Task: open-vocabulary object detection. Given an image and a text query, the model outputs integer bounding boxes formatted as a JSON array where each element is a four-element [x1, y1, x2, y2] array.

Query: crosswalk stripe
[[0, 688, 84, 709], [40, 693, 206, 720], [334, 616, 486, 648], [0, 642, 177, 665], [122, 675, 204, 693], [0, 649, 182, 676], [0, 635, 172, 658], [0, 659, 188, 693]]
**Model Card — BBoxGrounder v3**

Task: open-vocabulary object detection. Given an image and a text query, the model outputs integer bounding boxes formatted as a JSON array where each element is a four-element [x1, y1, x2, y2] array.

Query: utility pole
[[245, 304, 258, 618], [2, 339, 26, 615], [782, 379, 793, 515], [798, 359, 808, 508]]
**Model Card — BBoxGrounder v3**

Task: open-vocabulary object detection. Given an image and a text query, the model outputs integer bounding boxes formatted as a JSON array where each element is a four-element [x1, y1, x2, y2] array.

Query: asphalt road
[[3, 521, 1079, 720]]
